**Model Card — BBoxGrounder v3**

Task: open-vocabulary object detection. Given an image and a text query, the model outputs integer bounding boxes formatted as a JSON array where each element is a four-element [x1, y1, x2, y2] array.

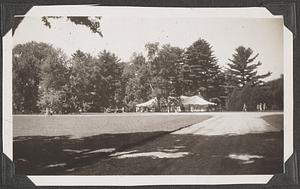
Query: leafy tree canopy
[[13, 42, 67, 113], [13, 16, 103, 37]]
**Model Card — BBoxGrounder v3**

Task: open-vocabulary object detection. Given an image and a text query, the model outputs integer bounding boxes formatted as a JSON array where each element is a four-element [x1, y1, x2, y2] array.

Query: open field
[[13, 114, 212, 138], [13, 112, 283, 175], [13, 114, 211, 174]]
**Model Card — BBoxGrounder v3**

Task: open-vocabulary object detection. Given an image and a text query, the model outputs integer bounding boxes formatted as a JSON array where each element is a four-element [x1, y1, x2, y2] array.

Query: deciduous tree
[[123, 53, 152, 111], [13, 42, 59, 113], [37, 48, 69, 113]]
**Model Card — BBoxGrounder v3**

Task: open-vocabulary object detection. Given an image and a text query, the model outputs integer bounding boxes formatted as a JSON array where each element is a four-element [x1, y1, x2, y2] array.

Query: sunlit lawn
[[13, 113, 283, 175]]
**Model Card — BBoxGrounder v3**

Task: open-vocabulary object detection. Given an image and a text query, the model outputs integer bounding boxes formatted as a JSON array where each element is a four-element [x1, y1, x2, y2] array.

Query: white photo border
[[2, 5, 293, 186]]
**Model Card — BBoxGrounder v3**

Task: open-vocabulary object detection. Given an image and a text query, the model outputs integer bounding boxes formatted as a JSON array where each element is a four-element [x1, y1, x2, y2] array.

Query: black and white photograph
[[9, 7, 288, 180]]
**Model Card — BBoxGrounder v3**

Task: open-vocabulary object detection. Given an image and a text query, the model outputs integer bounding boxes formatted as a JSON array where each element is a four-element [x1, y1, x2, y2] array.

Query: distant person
[[243, 103, 247, 112], [175, 106, 181, 113], [259, 103, 263, 112], [263, 103, 267, 111], [256, 104, 260, 112], [177, 106, 181, 112], [45, 107, 49, 115]]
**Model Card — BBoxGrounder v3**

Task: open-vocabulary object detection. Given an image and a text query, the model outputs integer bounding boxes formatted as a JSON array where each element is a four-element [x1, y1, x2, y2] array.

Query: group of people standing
[[257, 102, 267, 112], [242, 102, 267, 112]]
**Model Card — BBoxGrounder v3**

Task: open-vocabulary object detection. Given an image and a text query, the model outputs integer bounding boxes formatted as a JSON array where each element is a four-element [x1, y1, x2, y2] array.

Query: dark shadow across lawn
[[261, 114, 283, 130], [13, 114, 212, 175], [13, 131, 171, 175], [14, 131, 283, 175], [73, 131, 283, 175]]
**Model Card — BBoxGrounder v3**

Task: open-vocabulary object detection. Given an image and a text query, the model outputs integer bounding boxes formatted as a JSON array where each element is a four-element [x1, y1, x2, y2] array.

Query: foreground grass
[[73, 114, 283, 175], [13, 114, 211, 174], [75, 132, 283, 175], [13, 113, 283, 175], [261, 114, 283, 130]]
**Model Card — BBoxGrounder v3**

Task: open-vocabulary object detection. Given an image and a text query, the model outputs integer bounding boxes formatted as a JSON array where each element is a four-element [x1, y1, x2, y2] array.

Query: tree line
[[13, 39, 283, 114]]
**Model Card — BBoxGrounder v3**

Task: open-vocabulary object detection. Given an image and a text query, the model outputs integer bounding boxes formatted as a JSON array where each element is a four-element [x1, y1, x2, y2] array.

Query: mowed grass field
[[13, 113, 211, 174], [13, 113, 283, 175], [13, 114, 212, 138]]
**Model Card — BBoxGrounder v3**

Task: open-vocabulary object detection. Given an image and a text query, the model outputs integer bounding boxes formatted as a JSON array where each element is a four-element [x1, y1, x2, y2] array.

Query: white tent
[[136, 96, 215, 107], [181, 95, 216, 106], [136, 98, 157, 108], [180, 95, 189, 100]]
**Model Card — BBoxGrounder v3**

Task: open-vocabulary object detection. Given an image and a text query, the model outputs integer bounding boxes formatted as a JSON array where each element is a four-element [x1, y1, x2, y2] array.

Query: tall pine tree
[[227, 46, 271, 88], [184, 38, 224, 100], [97, 50, 123, 109], [68, 50, 96, 112]]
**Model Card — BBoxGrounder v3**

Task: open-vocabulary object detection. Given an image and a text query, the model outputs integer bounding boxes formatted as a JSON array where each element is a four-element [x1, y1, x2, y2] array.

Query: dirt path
[[172, 113, 282, 136]]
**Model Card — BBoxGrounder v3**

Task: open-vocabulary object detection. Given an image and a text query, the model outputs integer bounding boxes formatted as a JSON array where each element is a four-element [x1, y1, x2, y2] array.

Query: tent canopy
[[136, 98, 157, 107], [136, 95, 216, 108], [181, 95, 216, 106]]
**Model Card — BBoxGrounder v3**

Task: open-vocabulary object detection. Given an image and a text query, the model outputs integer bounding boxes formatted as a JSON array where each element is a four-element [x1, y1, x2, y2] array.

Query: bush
[[227, 77, 283, 111]]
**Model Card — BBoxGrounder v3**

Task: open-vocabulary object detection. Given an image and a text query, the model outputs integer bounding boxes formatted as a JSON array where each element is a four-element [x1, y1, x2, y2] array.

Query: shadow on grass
[[14, 131, 283, 175], [261, 114, 283, 130], [13, 131, 169, 175]]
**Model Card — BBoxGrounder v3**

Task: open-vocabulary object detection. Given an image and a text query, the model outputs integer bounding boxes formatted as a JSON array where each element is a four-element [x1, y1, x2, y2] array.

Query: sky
[[13, 15, 283, 81]]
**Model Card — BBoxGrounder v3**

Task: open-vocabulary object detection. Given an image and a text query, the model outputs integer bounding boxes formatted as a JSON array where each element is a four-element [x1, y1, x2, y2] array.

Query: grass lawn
[[75, 132, 283, 175], [13, 113, 283, 175], [261, 114, 283, 130], [13, 114, 212, 138], [13, 114, 211, 174]]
